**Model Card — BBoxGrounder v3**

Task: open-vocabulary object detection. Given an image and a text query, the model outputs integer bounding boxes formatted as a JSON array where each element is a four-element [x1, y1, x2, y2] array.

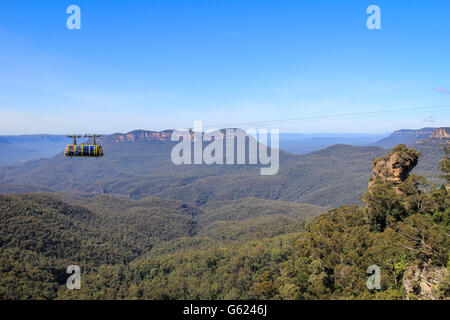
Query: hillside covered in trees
[[0, 144, 448, 300], [0, 128, 446, 214], [0, 131, 403, 208]]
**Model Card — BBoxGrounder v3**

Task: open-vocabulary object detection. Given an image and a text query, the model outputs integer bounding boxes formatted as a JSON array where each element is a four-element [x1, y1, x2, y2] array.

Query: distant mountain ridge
[[0, 127, 447, 207], [0, 134, 387, 207], [1, 127, 447, 166], [416, 127, 450, 145], [101, 130, 174, 143], [372, 127, 449, 148]]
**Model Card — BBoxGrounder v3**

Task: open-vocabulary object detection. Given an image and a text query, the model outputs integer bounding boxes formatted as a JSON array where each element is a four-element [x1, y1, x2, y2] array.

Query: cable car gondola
[[64, 134, 104, 158]]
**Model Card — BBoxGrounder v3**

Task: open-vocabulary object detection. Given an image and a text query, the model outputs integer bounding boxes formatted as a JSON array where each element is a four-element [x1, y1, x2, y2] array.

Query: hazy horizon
[[0, 128, 409, 137]]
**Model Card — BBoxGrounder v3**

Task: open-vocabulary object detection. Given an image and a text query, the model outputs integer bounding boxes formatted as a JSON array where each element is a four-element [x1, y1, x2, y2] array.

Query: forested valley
[[0, 145, 448, 300]]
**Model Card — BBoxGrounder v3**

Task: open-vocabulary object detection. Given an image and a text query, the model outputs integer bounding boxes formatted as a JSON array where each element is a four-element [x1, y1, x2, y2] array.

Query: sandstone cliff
[[373, 127, 450, 148], [98, 128, 247, 144], [98, 130, 174, 143], [369, 144, 420, 187], [403, 264, 449, 300], [416, 127, 450, 145]]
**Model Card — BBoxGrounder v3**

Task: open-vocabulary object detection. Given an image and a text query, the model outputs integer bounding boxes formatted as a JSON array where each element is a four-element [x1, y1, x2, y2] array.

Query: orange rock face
[[429, 128, 450, 139], [369, 146, 419, 188], [111, 130, 174, 143], [416, 127, 450, 145]]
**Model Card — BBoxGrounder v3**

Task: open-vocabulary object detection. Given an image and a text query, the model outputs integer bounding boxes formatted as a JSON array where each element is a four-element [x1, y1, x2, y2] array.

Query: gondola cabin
[[64, 134, 104, 158], [64, 144, 104, 157]]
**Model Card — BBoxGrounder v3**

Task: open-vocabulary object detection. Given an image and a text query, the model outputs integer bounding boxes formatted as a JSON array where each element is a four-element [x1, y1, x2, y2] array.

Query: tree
[[363, 180, 405, 231], [439, 146, 450, 184]]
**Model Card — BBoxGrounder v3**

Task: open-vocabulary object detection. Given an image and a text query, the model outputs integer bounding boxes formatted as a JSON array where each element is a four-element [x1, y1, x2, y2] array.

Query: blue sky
[[0, 0, 449, 134]]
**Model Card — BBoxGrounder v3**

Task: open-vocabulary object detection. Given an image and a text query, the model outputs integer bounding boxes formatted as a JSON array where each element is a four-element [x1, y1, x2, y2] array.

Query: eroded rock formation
[[403, 265, 448, 300], [369, 144, 420, 188]]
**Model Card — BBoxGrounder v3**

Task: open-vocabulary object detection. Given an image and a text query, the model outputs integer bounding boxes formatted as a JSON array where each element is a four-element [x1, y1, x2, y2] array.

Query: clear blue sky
[[0, 0, 449, 134]]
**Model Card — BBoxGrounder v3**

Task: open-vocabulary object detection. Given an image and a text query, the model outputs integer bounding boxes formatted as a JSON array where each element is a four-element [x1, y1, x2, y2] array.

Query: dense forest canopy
[[0, 145, 448, 300]]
